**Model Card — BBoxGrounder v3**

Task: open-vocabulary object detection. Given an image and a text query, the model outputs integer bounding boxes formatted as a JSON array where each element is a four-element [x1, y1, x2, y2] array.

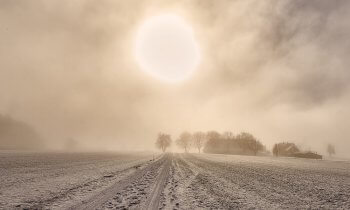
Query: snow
[[0, 151, 155, 209], [0, 152, 349, 209]]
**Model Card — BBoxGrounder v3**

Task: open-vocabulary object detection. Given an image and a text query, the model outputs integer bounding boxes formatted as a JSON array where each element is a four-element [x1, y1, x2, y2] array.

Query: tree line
[[156, 131, 336, 159], [156, 131, 207, 153], [155, 131, 267, 156]]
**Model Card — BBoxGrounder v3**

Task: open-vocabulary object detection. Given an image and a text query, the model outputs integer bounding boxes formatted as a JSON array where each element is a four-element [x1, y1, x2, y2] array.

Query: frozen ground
[[0, 152, 349, 209]]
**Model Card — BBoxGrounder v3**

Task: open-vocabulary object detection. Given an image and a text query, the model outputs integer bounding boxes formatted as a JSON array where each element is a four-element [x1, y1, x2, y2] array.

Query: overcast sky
[[1, 0, 350, 156]]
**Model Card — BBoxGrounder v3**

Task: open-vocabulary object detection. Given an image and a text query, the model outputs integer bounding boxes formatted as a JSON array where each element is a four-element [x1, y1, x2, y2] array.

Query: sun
[[134, 14, 200, 83]]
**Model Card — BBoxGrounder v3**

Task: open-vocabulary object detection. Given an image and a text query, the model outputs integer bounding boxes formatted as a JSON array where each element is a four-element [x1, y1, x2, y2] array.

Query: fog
[[0, 0, 349, 157]]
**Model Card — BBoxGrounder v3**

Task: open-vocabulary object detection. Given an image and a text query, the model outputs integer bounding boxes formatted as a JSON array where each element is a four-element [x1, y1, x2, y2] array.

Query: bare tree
[[176, 131, 192, 153], [327, 144, 336, 157], [193, 131, 206, 153], [222, 131, 234, 139], [236, 132, 264, 156], [155, 133, 172, 152], [206, 130, 221, 141]]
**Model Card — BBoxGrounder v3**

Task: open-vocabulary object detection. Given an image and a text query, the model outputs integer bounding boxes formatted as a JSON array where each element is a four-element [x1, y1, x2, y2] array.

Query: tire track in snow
[[20, 157, 154, 210], [68, 154, 171, 210], [7, 153, 349, 209], [144, 154, 171, 210], [179, 153, 280, 209], [183, 154, 350, 209]]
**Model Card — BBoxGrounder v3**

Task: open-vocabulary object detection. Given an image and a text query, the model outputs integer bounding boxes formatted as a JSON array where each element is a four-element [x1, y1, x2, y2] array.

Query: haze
[[1, 0, 350, 157]]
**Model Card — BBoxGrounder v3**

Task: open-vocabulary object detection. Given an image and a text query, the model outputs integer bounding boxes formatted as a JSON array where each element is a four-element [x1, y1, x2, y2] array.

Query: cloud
[[0, 0, 349, 156]]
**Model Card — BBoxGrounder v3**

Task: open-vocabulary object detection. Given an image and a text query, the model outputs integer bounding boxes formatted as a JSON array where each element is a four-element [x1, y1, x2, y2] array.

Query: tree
[[176, 131, 192, 153], [203, 131, 267, 156], [272, 143, 280, 156], [251, 139, 264, 156], [236, 132, 263, 155], [222, 131, 234, 139], [155, 133, 172, 152], [203, 137, 226, 154], [327, 144, 336, 157], [193, 131, 206, 153], [206, 130, 221, 141]]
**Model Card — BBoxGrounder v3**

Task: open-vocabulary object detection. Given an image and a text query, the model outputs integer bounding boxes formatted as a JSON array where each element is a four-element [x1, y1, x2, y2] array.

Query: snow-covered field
[[0, 152, 349, 209]]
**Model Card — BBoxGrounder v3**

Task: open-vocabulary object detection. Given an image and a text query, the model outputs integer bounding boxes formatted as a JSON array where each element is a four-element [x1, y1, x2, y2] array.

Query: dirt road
[[1, 152, 349, 209]]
